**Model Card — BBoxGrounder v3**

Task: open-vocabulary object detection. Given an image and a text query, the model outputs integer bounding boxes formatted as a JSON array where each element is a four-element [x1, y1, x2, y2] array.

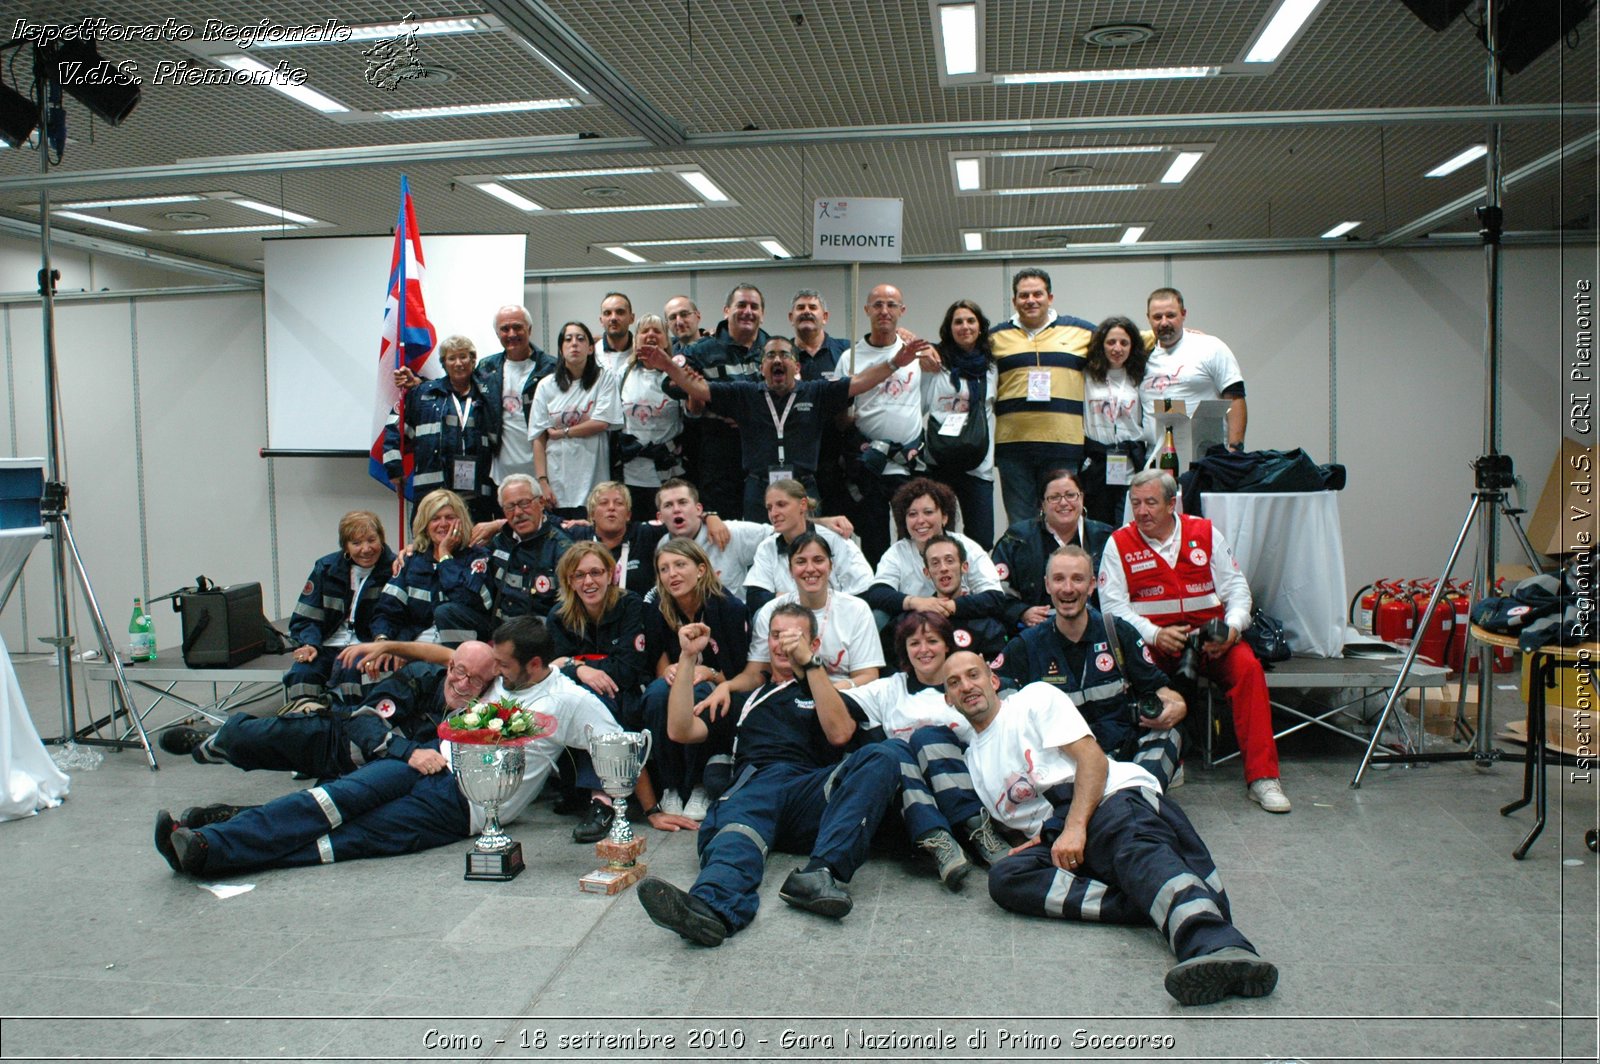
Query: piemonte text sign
[[812, 197, 904, 263]]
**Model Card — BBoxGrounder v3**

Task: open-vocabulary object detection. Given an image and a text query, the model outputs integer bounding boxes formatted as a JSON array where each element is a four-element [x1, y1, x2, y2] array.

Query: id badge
[[1106, 453, 1132, 486], [1026, 369, 1052, 403], [767, 465, 794, 485], [938, 411, 968, 437], [452, 459, 476, 490]]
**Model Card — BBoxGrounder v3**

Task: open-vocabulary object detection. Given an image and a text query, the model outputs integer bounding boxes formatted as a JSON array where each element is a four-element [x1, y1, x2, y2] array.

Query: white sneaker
[[683, 786, 711, 821], [1247, 778, 1291, 813], [658, 791, 684, 817], [1167, 764, 1186, 790]]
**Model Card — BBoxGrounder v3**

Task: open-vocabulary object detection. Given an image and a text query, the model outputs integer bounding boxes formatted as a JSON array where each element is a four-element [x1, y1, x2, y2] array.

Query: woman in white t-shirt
[[700, 531, 882, 721], [616, 314, 685, 517], [1081, 315, 1149, 527], [530, 321, 623, 520]]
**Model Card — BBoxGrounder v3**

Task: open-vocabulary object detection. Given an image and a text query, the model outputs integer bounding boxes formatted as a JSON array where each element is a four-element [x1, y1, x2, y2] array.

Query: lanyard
[[764, 389, 797, 466], [739, 678, 795, 727], [447, 393, 474, 454]]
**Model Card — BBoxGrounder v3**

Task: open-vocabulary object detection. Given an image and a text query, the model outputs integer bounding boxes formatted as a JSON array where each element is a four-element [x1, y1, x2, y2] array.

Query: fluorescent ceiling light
[[676, 170, 729, 202], [253, 16, 491, 46], [1119, 226, 1147, 244], [1426, 144, 1488, 177], [993, 184, 1142, 195], [171, 224, 300, 235], [53, 210, 149, 233], [989, 146, 1167, 158], [502, 166, 656, 181], [758, 239, 792, 258], [1160, 151, 1204, 184], [658, 257, 765, 266], [603, 246, 647, 264], [939, 3, 978, 76], [1321, 221, 1360, 238], [995, 66, 1216, 84], [229, 198, 318, 224], [625, 237, 745, 247], [1244, 0, 1323, 63], [955, 158, 982, 190], [215, 55, 350, 113], [985, 223, 1121, 233], [59, 194, 204, 209], [963, 232, 983, 251], [563, 202, 701, 215], [380, 98, 582, 119], [472, 181, 543, 211]]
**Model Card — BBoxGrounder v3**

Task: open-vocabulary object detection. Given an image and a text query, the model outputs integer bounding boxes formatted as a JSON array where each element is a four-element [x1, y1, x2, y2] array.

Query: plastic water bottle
[[129, 597, 156, 662]]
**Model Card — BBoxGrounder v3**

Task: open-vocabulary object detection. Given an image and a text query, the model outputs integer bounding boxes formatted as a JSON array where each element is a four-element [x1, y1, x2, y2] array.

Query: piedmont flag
[[368, 174, 438, 496]]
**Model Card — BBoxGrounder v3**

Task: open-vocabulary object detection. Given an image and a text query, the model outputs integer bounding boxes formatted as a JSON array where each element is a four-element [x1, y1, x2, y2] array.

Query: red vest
[[1111, 515, 1224, 627]]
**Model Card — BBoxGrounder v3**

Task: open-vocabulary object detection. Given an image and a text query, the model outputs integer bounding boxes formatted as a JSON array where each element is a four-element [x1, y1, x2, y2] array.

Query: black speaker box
[[178, 582, 266, 668]]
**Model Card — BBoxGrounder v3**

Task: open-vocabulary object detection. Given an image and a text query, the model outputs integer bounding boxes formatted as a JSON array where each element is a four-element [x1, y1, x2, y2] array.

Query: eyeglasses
[[503, 499, 540, 513], [1044, 492, 1082, 504], [573, 567, 610, 581]]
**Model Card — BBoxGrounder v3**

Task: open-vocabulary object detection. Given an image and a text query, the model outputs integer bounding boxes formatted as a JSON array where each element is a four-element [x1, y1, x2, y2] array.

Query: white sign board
[[811, 197, 903, 263]]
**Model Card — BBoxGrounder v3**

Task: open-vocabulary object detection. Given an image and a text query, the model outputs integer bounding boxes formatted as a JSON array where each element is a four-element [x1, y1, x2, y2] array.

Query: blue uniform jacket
[[338, 661, 451, 765], [488, 518, 573, 621], [371, 547, 493, 641], [381, 378, 501, 502], [289, 547, 398, 647]]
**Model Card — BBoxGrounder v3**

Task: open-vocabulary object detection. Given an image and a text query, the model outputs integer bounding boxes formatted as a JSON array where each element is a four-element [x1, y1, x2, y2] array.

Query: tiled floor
[[1, 651, 1595, 1063]]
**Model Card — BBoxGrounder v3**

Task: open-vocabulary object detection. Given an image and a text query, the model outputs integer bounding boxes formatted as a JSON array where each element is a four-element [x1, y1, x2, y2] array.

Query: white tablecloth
[[1202, 492, 1346, 658], [0, 527, 68, 821]]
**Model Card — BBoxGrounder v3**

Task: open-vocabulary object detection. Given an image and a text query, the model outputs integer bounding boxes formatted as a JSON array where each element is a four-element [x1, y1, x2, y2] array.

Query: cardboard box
[[1405, 680, 1481, 736], [1525, 437, 1597, 557], [1149, 398, 1232, 466]]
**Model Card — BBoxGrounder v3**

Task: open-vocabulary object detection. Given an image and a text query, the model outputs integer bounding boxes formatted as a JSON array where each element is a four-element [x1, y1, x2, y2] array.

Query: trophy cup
[[451, 741, 528, 881], [578, 726, 653, 894]]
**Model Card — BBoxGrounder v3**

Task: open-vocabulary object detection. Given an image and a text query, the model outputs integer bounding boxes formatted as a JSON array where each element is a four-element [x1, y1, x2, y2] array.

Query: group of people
[[151, 267, 1285, 1007]]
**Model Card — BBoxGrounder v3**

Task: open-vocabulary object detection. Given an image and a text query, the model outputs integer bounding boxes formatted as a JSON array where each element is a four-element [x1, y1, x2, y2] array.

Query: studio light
[[46, 41, 139, 125], [0, 81, 38, 148]]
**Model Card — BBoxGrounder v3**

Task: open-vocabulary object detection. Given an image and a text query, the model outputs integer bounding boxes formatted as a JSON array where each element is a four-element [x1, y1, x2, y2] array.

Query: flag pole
[[393, 175, 410, 538]]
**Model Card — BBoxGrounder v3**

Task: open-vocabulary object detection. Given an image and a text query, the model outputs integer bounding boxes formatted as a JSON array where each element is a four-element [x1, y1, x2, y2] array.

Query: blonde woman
[[369, 489, 492, 646]]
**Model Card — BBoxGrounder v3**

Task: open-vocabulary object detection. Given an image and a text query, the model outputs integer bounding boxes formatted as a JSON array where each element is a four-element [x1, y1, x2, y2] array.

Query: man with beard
[[1141, 288, 1248, 453]]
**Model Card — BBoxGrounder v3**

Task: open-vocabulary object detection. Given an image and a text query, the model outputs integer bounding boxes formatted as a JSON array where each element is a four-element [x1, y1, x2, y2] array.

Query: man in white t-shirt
[[475, 304, 555, 491], [597, 291, 635, 374], [841, 283, 929, 565], [944, 651, 1278, 1007], [1141, 288, 1247, 453]]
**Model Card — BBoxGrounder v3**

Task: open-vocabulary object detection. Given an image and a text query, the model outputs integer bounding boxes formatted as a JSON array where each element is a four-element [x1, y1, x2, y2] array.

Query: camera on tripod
[[1176, 618, 1231, 682]]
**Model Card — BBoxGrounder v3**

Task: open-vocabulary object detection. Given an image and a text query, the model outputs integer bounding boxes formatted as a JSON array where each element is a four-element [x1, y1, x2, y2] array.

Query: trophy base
[[595, 834, 647, 867], [464, 843, 525, 881], [579, 860, 647, 895]]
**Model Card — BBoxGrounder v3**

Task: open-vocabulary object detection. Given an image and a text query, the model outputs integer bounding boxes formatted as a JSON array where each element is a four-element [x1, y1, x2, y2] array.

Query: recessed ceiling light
[[563, 202, 701, 215], [963, 232, 983, 251], [938, 3, 979, 76], [1160, 151, 1204, 184], [215, 55, 350, 113], [59, 194, 204, 209], [1244, 0, 1324, 63], [995, 66, 1216, 84], [985, 223, 1122, 233], [656, 257, 765, 266], [1082, 23, 1158, 47], [1321, 220, 1360, 238], [172, 224, 298, 234], [989, 146, 1167, 158], [379, 98, 583, 119], [1426, 144, 1488, 177], [229, 198, 318, 224], [955, 158, 982, 190], [676, 170, 730, 202], [52, 210, 149, 233], [1119, 226, 1147, 244], [993, 184, 1142, 195], [472, 181, 543, 211], [502, 166, 656, 181], [603, 246, 647, 264], [339, 17, 491, 42], [162, 210, 212, 222], [759, 239, 792, 258], [625, 236, 745, 247]]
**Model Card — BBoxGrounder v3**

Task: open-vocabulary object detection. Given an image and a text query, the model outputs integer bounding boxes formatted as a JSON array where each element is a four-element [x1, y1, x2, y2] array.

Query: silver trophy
[[579, 725, 653, 893], [451, 741, 527, 881]]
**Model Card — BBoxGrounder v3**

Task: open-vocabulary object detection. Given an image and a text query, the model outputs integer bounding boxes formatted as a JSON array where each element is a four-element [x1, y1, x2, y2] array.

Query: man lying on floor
[[942, 650, 1279, 1007]]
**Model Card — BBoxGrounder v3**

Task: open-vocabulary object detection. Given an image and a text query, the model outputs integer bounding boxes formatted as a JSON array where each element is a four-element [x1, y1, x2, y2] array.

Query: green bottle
[[129, 597, 156, 662]]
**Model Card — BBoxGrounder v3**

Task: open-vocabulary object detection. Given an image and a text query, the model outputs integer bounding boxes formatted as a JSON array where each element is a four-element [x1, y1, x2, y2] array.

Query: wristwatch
[[801, 658, 825, 672]]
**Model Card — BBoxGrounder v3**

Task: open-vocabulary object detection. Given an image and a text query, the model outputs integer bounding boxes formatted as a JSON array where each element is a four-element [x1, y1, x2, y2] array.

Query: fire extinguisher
[[1349, 581, 1385, 636], [1374, 580, 1417, 645], [1411, 579, 1455, 666], [1444, 579, 1473, 671], [1458, 577, 1516, 673]]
